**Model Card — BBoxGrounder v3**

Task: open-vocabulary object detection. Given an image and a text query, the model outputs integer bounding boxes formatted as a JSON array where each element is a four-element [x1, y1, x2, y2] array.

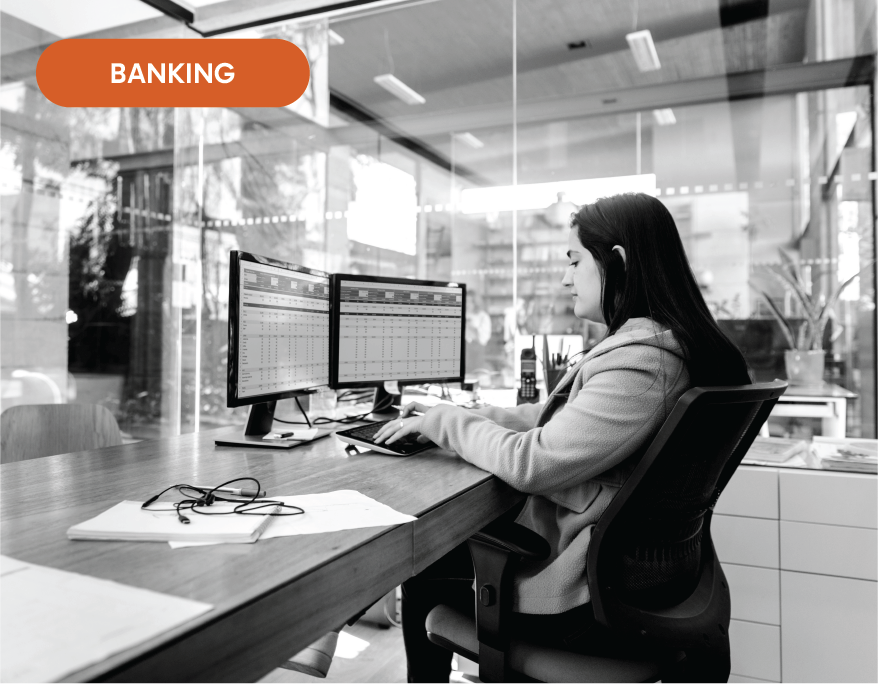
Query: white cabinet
[[714, 465, 877, 682], [715, 467, 782, 681], [728, 620, 781, 682], [779, 469, 878, 528], [723, 564, 780, 625], [716, 467, 779, 518], [713, 515, 779, 568], [780, 521, 877, 580], [780, 571, 878, 683]]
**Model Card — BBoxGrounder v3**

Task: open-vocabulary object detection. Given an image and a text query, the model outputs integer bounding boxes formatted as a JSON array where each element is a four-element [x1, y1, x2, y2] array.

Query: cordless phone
[[517, 346, 539, 405]]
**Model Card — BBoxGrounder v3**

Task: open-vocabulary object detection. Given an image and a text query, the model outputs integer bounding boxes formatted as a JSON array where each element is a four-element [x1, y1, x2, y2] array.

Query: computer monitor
[[329, 274, 466, 418], [222, 250, 331, 447]]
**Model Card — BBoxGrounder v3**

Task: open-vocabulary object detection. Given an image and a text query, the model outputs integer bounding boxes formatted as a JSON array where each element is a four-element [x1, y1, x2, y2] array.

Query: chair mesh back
[[605, 400, 761, 607]]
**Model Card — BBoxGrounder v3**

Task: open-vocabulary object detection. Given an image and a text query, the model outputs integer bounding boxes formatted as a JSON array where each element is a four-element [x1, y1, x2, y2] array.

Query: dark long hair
[[571, 192, 750, 387]]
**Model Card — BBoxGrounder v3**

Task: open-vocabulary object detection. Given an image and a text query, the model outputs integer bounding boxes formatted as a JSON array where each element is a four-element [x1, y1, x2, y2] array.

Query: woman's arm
[[465, 402, 542, 431], [398, 400, 543, 432], [417, 345, 688, 495]]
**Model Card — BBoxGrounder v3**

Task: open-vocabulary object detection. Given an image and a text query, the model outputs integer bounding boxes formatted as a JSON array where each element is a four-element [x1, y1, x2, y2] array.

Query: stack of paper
[[67, 500, 278, 543], [812, 436, 878, 474], [743, 436, 809, 464], [169, 490, 416, 549], [1, 556, 212, 682]]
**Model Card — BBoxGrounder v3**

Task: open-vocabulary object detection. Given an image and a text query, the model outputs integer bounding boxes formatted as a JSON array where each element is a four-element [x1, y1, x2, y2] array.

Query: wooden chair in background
[[1, 404, 122, 464]]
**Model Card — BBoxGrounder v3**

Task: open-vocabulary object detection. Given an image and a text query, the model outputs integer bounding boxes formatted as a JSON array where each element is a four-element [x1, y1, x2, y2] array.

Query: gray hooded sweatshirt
[[419, 318, 690, 614]]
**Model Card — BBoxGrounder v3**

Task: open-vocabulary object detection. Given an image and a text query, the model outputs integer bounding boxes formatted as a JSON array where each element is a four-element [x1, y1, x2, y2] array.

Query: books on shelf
[[67, 500, 278, 543], [743, 436, 808, 463], [812, 436, 878, 474]]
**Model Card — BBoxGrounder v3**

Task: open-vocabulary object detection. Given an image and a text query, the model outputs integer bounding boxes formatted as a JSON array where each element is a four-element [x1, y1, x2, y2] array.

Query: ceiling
[[1, 0, 873, 186], [327, 0, 812, 117]]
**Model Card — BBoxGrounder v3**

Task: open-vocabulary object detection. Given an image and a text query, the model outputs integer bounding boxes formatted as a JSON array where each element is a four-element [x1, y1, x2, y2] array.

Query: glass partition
[[1, 0, 875, 440]]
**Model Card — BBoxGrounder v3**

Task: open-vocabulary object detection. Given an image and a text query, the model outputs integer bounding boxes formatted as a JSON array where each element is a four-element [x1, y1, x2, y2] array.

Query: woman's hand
[[373, 402, 431, 445], [399, 401, 430, 418]]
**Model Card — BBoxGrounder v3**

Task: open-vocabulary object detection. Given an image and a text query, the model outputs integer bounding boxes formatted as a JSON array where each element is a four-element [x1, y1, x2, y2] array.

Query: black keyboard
[[335, 420, 436, 456]]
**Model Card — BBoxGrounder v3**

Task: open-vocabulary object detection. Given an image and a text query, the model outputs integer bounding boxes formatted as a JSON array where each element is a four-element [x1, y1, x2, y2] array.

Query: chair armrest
[[467, 522, 550, 680], [471, 520, 551, 561]]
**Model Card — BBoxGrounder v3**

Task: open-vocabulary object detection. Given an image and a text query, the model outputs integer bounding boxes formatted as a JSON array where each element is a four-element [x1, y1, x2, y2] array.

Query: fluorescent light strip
[[328, 29, 345, 45], [373, 73, 425, 105], [454, 132, 485, 149], [653, 108, 676, 125], [626, 29, 661, 72]]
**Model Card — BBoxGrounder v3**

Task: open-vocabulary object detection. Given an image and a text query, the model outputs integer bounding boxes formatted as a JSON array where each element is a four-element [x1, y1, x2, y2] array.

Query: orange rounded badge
[[37, 39, 310, 107]]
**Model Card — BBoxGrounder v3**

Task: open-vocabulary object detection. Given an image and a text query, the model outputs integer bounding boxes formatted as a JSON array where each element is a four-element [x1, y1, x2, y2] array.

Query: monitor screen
[[330, 275, 465, 388], [227, 251, 330, 407]]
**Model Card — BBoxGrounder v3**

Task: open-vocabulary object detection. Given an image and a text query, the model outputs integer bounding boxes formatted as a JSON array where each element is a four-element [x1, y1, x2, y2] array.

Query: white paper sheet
[[169, 490, 416, 549], [68, 500, 275, 543], [0, 556, 212, 683], [263, 428, 318, 441]]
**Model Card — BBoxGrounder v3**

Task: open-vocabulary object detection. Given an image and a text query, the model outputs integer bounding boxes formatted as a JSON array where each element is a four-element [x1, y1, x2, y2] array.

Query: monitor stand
[[214, 397, 332, 449], [367, 384, 401, 422]]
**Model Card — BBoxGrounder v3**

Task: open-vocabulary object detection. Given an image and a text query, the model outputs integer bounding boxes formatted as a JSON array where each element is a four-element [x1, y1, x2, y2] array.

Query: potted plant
[[749, 250, 865, 386]]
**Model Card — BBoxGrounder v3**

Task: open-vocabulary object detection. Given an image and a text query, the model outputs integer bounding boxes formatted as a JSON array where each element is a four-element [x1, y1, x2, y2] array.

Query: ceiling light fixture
[[653, 108, 676, 125], [374, 74, 425, 105], [139, 0, 195, 25], [454, 132, 484, 149], [625, 29, 661, 72], [328, 29, 345, 46]]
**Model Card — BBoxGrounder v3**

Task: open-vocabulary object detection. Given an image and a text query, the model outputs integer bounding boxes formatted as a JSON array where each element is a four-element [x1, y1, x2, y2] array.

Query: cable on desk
[[273, 396, 312, 427], [304, 391, 396, 426], [294, 396, 312, 427], [337, 389, 373, 403]]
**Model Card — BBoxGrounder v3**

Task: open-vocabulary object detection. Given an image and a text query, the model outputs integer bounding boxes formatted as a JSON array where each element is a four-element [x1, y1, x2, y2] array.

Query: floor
[[259, 618, 408, 684]]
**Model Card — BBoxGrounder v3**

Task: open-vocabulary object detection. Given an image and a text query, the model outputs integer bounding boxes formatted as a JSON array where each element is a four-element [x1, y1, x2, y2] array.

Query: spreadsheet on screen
[[336, 279, 463, 383], [238, 261, 330, 397]]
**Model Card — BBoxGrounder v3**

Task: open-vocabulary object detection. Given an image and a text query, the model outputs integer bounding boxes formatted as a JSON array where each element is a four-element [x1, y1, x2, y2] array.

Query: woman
[[374, 192, 750, 682]]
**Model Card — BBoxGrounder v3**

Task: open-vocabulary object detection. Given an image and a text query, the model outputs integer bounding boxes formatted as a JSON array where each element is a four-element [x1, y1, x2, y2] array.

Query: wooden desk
[[0, 426, 523, 682]]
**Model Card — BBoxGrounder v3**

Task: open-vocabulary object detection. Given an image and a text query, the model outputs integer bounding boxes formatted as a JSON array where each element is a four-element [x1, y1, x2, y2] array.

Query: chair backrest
[[587, 380, 787, 651], [1, 404, 123, 464]]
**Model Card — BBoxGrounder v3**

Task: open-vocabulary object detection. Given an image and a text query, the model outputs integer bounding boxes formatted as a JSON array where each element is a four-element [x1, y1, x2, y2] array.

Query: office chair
[[1, 404, 123, 464], [425, 380, 788, 683]]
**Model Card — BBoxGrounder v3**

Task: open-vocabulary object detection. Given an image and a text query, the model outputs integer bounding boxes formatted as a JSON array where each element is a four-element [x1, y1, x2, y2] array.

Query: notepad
[[169, 490, 416, 548], [67, 500, 278, 543], [1, 555, 212, 683]]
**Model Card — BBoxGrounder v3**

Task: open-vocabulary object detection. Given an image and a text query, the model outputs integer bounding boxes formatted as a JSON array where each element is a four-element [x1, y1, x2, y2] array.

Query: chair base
[[427, 605, 666, 683], [280, 631, 339, 678]]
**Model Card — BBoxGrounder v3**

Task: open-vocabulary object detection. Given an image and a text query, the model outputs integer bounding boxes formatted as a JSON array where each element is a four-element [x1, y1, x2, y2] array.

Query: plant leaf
[[818, 260, 875, 322], [766, 267, 821, 329], [749, 283, 797, 349], [778, 249, 811, 296]]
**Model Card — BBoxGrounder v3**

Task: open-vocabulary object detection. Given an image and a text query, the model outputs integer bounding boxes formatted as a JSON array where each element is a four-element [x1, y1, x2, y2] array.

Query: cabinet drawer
[[716, 467, 779, 519], [780, 521, 877, 580], [729, 676, 776, 683], [729, 619, 780, 682], [780, 470, 877, 528], [723, 564, 779, 624], [713, 515, 779, 568], [781, 571, 878, 682]]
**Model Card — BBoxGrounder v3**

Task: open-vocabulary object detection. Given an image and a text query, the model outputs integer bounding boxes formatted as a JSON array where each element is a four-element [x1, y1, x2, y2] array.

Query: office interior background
[[0, 0, 876, 444]]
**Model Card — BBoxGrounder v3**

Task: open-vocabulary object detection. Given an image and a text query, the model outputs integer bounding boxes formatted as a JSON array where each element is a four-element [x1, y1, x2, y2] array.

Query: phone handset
[[517, 344, 539, 405]]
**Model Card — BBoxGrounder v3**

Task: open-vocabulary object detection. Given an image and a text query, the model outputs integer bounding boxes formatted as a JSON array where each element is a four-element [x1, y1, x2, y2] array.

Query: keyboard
[[335, 420, 436, 456]]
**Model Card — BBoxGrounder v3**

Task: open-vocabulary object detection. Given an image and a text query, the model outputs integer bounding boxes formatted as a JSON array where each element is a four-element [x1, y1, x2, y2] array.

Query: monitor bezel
[[227, 250, 331, 408], [328, 273, 467, 390]]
